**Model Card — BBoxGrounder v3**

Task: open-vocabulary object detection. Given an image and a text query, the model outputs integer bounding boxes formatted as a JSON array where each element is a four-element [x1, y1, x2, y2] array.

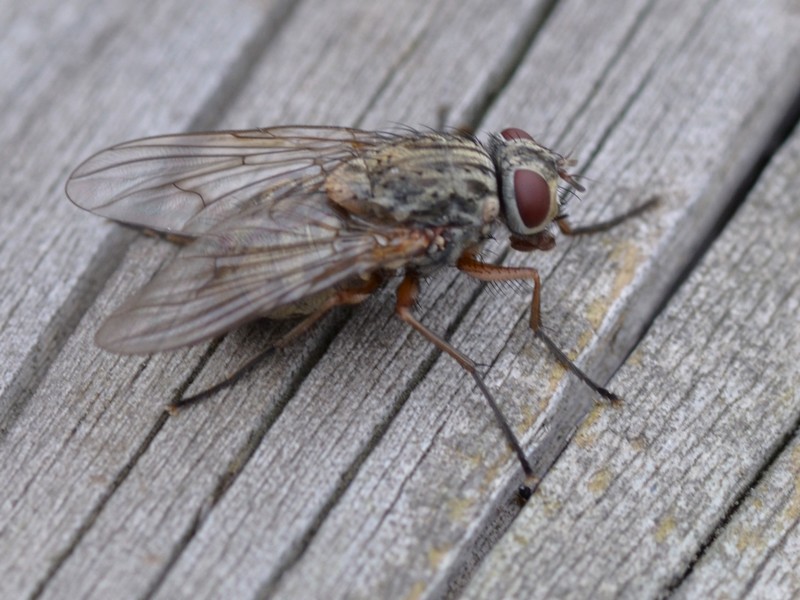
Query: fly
[[66, 125, 654, 497]]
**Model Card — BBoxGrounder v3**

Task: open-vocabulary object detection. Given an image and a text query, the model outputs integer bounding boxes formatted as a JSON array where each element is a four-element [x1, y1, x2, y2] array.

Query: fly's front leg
[[456, 255, 619, 403], [558, 196, 659, 236]]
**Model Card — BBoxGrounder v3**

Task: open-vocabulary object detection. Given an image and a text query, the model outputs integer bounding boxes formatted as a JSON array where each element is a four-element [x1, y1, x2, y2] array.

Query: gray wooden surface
[[1, 0, 799, 598]]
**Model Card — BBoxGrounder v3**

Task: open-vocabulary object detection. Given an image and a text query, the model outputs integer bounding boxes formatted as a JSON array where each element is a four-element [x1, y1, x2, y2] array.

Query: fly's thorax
[[488, 128, 582, 245], [325, 133, 499, 230]]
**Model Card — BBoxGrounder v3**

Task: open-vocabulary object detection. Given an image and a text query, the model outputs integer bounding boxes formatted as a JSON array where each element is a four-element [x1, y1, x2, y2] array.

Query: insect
[[67, 125, 653, 497]]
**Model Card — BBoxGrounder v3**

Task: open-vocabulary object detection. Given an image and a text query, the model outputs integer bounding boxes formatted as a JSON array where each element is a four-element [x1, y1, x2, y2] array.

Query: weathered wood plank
[[0, 0, 293, 421], [677, 437, 800, 599], [461, 58, 800, 600], [267, 1, 800, 598], [676, 143, 800, 598], [1, 0, 552, 598], [2, 0, 799, 598], [0, 0, 295, 595]]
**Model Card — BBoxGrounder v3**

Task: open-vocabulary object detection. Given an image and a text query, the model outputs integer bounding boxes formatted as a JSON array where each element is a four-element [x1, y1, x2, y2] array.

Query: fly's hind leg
[[169, 274, 383, 413], [456, 255, 619, 403]]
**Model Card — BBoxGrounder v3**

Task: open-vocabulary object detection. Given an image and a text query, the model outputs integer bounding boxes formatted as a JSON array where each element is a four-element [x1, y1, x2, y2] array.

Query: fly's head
[[490, 128, 584, 252]]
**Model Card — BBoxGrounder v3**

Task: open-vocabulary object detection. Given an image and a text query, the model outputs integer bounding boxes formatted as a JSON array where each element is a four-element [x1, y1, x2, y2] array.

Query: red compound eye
[[501, 128, 533, 141], [514, 169, 551, 229]]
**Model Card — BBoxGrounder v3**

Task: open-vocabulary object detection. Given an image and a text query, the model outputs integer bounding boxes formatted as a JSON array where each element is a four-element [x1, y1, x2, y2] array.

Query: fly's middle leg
[[395, 272, 536, 490]]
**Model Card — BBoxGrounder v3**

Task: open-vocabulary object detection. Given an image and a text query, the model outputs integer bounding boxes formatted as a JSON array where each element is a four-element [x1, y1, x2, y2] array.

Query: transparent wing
[[95, 192, 431, 354], [66, 126, 392, 236]]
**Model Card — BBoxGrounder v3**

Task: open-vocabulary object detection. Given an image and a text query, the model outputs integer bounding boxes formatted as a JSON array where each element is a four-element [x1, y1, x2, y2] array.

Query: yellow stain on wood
[[519, 394, 548, 433], [626, 345, 645, 367], [428, 545, 450, 569], [783, 445, 800, 522], [736, 527, 766, 554], [539, 490, 563, 517], [587, 467, 613, 495], [734, 523, 766, 554], [547, 360, 568, 393], [574, 403, 604, 448], [448, 495, 476, 522], [654, 513, 677, 543], [512, 531, 532, 546], [404, 581, 426, 600], [538, 395, 550, 414], [587, 240, 642, 330], [577, 328, 594, 353], [629, 434, 649, 452]]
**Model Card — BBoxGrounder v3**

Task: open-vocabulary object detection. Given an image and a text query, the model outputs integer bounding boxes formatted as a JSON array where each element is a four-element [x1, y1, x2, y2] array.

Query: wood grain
[[462, 96, 800, 600], [1, 0, 799, 598]]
